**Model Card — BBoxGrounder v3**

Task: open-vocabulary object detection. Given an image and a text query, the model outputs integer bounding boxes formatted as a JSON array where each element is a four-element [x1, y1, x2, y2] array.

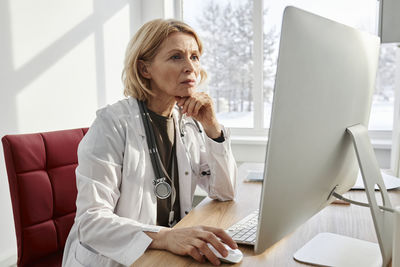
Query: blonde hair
[[122, 19, 207, 101]]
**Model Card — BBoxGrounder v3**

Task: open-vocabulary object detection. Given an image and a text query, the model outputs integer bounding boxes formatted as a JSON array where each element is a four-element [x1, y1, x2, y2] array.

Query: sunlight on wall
[[9, 0, 93, 70], [16, 33, 98, 133], [1, 1, 139, 263], [104, 5, 130, 104]]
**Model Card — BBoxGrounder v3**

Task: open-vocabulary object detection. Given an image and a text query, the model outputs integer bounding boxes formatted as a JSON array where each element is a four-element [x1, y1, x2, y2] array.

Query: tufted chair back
[[2, 128, 88, 267]]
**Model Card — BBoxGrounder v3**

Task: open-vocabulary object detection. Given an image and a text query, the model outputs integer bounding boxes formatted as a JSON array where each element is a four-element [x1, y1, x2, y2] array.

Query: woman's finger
[[199, 231, 228, 258], [186, 245, 205, 263], [203, 226, 238, 249], [186, 98, 198, 116], [175, 96, 187, 107], [193, 239, 221, 266], [192, 101, 203, 117], [182, 97, 193, 114]]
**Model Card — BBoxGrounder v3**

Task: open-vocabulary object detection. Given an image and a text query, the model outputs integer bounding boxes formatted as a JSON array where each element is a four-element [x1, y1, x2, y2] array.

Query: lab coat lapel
[[130, 100, 145, 138], [173, 110, 193, 218], [135, 113, 145, 138], [129, 98, 156, 221]]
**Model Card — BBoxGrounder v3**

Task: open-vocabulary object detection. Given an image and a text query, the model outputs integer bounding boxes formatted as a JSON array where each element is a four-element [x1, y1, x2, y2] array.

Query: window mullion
[[253, 0, 264, 130], [391, 45, 400, 176], [173, 0, 182, 20]]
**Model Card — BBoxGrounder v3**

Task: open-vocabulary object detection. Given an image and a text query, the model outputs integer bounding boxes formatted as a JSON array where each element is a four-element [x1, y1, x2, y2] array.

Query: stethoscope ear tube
[[177, 107, 202, 138]]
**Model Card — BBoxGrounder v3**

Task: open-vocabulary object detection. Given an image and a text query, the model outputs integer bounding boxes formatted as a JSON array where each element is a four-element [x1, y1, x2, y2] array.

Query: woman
[[62, 19, 238, 267]]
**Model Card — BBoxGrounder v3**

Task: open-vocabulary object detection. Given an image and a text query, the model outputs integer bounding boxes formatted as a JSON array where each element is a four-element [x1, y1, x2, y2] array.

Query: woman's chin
[[176, 87, 196, 97]]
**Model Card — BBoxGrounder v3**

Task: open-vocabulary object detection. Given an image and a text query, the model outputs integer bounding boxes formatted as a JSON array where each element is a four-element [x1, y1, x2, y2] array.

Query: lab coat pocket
[[199, 163, 211, 177], [195, 163, 211, 195], [75, 242, 110, 267]]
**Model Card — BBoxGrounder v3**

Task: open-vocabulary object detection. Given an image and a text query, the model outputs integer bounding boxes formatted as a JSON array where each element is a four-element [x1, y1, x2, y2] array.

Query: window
[[373, 42, 397, 131], [183, 0, 255, 128], [182, 0, 396, 137]]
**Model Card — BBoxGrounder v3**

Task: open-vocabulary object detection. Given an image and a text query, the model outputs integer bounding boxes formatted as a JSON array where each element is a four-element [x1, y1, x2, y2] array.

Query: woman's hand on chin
[[146, 226, 238, 266], [175, 93, 222, 139]]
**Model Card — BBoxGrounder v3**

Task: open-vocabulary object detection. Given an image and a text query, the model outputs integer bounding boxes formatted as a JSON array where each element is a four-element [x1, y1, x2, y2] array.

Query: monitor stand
[[294, 232, 382, 266], [294, 124, 394, 267]]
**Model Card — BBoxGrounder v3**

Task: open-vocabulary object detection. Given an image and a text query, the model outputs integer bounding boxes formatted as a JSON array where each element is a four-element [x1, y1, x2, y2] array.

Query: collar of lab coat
[[128, 97, 183, 138]]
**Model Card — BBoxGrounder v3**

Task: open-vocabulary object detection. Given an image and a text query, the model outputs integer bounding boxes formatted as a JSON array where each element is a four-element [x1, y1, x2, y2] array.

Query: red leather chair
[[2, 128, 88, 267]]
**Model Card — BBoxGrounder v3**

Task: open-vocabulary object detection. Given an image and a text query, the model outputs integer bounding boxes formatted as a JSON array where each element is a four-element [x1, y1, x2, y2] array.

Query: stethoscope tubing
[[138, 100, 178, 208], [138, 99, 207, 226]]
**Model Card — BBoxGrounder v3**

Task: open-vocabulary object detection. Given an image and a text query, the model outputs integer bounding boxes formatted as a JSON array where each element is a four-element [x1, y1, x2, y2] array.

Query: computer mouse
[[207, 243, 243, 264]]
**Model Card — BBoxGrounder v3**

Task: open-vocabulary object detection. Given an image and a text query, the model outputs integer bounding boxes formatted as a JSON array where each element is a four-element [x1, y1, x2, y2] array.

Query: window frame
[[175, 0, 395, 150]]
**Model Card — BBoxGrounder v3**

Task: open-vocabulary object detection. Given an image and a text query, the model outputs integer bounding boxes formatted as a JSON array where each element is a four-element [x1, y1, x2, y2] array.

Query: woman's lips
[[181, 79, 196, 86]]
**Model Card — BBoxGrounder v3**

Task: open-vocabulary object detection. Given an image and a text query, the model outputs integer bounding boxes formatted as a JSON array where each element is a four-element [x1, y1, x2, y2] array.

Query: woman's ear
[[138, 60, 151, 79]]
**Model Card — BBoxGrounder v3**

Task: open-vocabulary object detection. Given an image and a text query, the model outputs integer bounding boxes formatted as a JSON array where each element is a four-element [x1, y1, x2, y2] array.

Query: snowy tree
[[376, 44, 398, 101], [196, 0, 277, 112]]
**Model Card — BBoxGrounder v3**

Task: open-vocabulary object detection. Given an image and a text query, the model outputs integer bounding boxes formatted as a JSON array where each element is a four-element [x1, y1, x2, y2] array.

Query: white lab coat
[[62, 97, 237, 267]]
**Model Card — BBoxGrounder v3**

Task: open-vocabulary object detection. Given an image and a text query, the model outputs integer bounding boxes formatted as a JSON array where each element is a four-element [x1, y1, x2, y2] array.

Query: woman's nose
[[183, 58, 195, 73]]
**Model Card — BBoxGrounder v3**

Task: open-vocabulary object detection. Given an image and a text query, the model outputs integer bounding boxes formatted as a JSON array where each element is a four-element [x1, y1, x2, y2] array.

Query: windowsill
[[372, 138, 392, 150], [231, 135, 392, 150], [230, 135, 268, 145]]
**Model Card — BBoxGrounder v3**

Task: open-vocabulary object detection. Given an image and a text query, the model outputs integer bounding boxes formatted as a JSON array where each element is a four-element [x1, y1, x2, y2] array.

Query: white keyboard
[[226, 210, 259, 245]]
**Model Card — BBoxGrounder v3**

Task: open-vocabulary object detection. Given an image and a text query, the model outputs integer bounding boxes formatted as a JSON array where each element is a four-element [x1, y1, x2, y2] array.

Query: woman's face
[[145, 32, 201, 99]]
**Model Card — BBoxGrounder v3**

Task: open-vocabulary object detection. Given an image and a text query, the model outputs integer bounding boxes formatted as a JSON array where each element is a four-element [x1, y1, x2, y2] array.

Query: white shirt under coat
[[62, 97, 238, 267]]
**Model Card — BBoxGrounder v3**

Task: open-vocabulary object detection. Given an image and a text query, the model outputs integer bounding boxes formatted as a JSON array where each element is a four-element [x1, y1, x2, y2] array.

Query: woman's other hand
[[175, 93, 222, 139], [146, 226, 238, 266]]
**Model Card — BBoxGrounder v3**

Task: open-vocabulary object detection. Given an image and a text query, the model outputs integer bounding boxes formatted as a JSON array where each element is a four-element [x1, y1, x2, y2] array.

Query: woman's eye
[[191, 55, 199, 61], [171, 55, 181, 60]]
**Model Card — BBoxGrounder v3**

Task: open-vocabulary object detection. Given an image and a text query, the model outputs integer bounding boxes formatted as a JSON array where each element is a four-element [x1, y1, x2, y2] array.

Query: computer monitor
[[254, 6, 393, 266]]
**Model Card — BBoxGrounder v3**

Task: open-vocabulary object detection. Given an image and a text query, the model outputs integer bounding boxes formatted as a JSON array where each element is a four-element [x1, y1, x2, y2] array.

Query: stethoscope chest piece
[[153, 178, 172, 199]]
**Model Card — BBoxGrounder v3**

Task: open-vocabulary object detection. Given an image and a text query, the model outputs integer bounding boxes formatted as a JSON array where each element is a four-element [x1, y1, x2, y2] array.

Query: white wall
[[0, 0, 145, 264]]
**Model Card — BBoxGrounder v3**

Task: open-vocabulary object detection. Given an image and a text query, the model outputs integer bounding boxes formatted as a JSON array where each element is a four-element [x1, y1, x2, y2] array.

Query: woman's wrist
[[145, 227, 171, 250], [202, 120, 222, 139]]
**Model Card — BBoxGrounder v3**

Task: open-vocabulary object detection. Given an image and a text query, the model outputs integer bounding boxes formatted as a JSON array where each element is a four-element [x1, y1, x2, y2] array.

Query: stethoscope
[[137, 100, 202, 226]]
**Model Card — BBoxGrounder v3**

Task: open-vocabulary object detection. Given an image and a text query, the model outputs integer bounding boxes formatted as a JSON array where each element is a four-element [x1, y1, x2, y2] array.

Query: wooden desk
[[133, 163, 400, 267]]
